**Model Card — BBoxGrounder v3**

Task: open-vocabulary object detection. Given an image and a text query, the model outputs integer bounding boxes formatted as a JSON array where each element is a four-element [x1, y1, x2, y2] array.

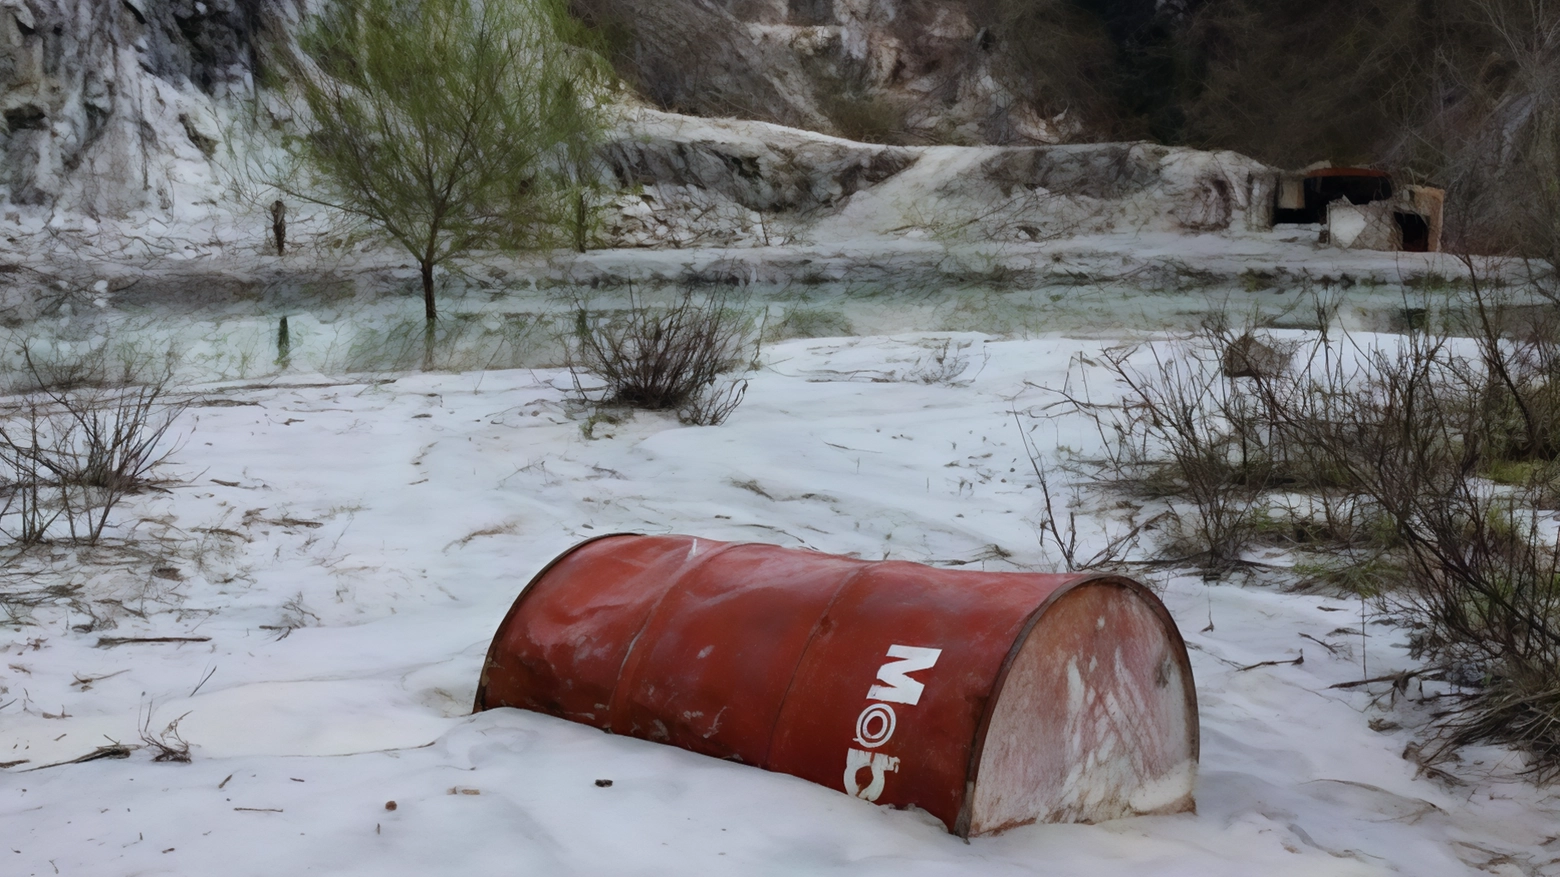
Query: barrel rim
[[954, 573, 1200, 837], [471, 531, 642, 713]]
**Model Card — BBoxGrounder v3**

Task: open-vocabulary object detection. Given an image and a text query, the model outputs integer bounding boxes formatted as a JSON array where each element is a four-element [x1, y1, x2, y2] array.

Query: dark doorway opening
[[1274, 168, 1394, 224], [1395, 212, 1430, 253]]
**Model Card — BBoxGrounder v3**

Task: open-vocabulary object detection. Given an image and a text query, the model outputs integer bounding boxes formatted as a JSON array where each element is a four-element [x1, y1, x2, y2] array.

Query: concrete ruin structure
[[1325, 186, 1444, 252], [1261, 165, 1445, 253]]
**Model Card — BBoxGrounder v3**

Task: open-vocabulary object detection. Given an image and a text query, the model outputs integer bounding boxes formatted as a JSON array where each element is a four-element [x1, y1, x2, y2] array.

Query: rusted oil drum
[[474, 534, 1198, 836]]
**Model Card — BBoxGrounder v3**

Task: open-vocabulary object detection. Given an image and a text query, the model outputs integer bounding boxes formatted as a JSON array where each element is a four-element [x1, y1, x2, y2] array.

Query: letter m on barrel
[[868, 645, 942, 705]]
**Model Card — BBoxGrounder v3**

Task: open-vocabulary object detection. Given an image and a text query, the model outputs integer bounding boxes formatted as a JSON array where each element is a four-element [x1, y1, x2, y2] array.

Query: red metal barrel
[[474, 534, 1198, 836]]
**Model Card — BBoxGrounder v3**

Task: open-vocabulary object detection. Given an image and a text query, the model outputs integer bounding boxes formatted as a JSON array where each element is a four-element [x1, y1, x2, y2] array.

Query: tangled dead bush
[[0, 344, 188, 547], [1080, 326, 1272, 568], [1045, 278, 1560, 777], [566, 286, 760, 426]]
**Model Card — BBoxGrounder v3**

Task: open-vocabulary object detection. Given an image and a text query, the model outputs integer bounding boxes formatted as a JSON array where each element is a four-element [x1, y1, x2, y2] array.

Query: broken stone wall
[[1327, 186, 1445, 252]]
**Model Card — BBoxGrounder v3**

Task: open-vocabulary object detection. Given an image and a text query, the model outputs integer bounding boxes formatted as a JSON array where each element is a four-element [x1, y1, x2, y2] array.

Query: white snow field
[[3, 331, 1559, 877]]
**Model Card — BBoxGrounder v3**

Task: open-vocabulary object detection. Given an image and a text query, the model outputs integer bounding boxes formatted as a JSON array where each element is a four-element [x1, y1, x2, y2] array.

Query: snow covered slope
[[2, 335, 1558, 875]]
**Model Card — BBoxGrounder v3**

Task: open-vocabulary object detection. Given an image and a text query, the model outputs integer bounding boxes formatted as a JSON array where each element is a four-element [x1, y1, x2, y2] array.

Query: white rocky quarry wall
[[0, 0, 1277, 252], [0, 0, 304, 217], [601, 110, 1277, 249], [579, 0, 1078, 146], [740, 0, 1069, 144]]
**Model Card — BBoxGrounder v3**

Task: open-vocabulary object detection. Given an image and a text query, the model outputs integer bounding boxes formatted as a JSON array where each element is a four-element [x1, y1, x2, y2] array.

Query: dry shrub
[[0, 344, 188, 547], [1051, 282, 1560, 776], [1015, 413, 1153, 573], [1060, 316, 1300, 569], [1460, 258, 1560, 464], [566, 286, 759, 425]]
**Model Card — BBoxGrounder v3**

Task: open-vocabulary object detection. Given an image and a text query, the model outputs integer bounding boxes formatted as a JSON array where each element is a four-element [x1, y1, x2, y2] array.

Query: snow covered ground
[[3, 329, 1559, 876]]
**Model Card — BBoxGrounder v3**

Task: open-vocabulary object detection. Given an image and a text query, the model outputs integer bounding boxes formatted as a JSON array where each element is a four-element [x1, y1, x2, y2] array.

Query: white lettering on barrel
[[844, 749, 900, 800], [843, 644, 942, 802], [867, 645, 942, 705], [853, 703, 897, 748]]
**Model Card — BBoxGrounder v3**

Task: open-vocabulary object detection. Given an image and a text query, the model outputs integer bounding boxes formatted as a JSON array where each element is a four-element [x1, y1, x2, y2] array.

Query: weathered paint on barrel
[[474, 534, 1198, 836]]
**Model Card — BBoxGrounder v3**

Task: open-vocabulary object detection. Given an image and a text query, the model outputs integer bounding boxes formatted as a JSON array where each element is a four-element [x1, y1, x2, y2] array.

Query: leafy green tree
[[281, 0, 607, 353]]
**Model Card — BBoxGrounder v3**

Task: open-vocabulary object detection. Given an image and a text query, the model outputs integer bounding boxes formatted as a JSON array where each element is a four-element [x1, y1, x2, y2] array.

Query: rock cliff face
[[596, 109, 1274, 251], [0, 0, 1082, 218], [0, 0, 1259, 237], [0, 0, 301, 216], [574, 0, 1074, 146]]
